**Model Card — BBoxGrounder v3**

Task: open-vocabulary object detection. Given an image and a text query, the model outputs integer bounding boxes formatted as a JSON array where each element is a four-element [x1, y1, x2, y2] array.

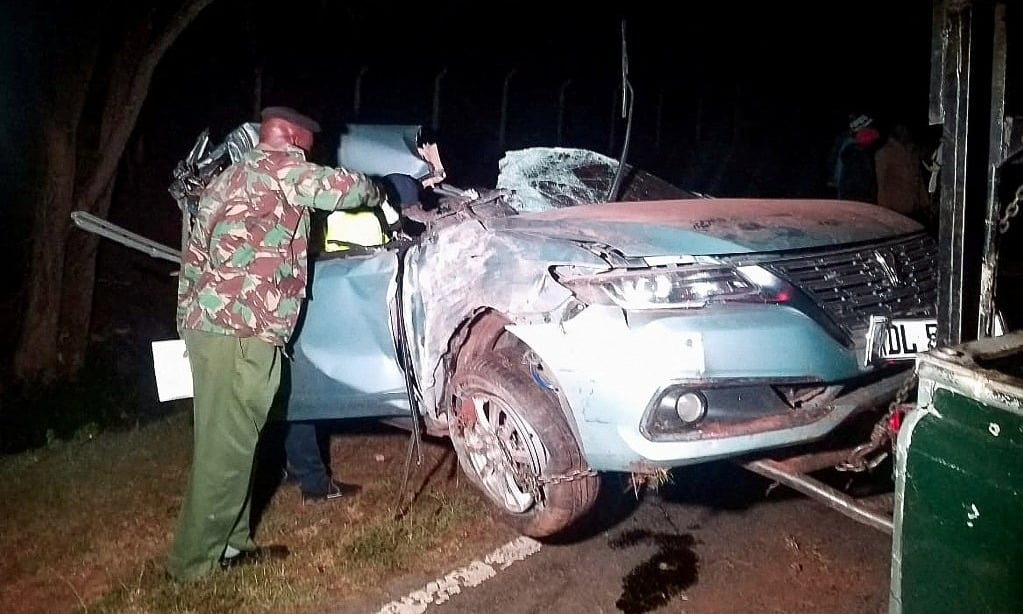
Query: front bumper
[[507, 304, 900, 471]]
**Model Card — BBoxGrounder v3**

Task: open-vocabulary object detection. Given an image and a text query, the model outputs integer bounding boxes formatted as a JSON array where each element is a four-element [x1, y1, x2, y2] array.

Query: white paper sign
[[151, 339, 194, 401]]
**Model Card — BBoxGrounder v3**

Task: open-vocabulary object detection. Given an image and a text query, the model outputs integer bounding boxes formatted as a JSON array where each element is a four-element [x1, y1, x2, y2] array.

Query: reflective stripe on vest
[[323, 199, 400, 252]]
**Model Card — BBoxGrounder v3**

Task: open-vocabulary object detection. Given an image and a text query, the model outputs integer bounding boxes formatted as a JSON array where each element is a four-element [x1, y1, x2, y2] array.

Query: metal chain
[[537, 468, 599, 485], [998, 183, 1023, 234], [890, 372, 918, 412], [836, 372, 917, 473]]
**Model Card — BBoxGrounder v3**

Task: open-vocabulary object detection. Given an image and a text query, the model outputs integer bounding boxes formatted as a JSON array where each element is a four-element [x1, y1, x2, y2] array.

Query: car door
[[283, 249, 410, 420]]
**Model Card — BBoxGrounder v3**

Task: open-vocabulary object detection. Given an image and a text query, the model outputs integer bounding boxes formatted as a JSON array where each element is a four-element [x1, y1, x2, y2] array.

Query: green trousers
[[166, 329, 282, 582]]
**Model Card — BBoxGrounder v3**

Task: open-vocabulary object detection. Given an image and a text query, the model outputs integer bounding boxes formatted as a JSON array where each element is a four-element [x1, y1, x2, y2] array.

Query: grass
[[342, 490, 479, 573], [0, 408, 517, 614], [0, 340, 180, 455]]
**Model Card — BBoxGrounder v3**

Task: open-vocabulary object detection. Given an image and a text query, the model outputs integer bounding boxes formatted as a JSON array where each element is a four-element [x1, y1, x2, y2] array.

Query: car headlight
[[554, 265, 787, 310]]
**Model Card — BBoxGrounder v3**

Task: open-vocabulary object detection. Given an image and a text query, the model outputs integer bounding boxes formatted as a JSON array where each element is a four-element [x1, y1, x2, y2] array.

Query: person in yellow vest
[[323, 141, 445, 252], [322, 179, 405, 251]]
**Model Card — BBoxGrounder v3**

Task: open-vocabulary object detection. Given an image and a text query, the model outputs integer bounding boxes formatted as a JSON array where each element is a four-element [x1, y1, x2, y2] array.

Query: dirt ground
[[0, 408, 896, 613]]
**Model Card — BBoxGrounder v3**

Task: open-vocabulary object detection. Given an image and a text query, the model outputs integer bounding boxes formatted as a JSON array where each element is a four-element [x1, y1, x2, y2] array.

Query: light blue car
[[285, 138, 938, 538]]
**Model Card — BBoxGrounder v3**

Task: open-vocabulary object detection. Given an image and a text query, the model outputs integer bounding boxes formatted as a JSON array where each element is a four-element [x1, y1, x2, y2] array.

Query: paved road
[[361, 461, 893, 614]]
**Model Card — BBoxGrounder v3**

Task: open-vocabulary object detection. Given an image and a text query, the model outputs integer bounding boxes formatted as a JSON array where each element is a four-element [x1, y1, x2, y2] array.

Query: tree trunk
[[14, 120, 78, 383], [58, 179, 114, 377], [12, 0, 217, 385]]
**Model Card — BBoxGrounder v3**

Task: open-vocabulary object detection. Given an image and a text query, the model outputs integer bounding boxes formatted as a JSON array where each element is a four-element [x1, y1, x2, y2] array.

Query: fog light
[[675, 392, 707, 424]]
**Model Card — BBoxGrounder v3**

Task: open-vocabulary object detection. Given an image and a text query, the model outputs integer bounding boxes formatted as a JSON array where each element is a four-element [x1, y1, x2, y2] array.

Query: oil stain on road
[[609, 529, 699, 614]]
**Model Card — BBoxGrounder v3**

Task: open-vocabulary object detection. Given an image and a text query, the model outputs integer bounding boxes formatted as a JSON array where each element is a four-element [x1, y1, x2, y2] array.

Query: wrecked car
[[285, 130, 938, 538], [74, 123, 937, 538]]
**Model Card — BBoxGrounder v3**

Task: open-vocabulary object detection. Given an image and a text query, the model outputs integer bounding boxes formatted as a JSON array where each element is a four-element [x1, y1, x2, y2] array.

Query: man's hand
[[417, 142, 446, 188]]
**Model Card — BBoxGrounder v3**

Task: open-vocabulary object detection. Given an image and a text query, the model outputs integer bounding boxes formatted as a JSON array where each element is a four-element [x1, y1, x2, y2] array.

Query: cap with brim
[[849, 114, 873, 132], [260, 106, 321, 133]]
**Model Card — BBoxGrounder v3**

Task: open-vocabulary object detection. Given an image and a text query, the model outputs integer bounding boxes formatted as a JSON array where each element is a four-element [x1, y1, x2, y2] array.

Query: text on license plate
[[870, 318, 938, 360]]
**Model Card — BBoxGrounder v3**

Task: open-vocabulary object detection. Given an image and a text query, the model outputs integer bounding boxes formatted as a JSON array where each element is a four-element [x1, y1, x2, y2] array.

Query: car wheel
[[450, 347, 599, 538]]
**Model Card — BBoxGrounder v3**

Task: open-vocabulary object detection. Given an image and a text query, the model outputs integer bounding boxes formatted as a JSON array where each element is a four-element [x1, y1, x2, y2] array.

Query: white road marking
[[374, 536, 543, 614]]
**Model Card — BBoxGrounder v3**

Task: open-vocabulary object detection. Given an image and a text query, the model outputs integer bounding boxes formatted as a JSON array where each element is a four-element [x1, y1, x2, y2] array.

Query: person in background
[[827, 114, 882, 203], [167, 106, 389, 581], [875, 122, 936, 227], [282, 144, 446, 504]]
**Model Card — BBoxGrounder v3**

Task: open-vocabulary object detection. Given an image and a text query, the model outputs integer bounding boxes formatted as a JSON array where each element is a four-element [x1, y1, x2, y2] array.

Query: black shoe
[[301, 480, 362, 504], [219, 545, 290, 570]]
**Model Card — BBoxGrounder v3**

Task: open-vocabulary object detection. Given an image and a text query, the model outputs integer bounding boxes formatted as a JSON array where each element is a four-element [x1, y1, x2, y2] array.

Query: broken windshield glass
[[496, 147, 699, 213], [496, 147, 619, 212]]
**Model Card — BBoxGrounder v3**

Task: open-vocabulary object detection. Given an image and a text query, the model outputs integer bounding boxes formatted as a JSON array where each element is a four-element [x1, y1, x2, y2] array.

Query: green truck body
[[890, 331, 1023, 613]]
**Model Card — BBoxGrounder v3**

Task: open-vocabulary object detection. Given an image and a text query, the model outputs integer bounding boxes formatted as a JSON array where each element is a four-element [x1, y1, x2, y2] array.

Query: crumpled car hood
[[488, 198, 924, 256]]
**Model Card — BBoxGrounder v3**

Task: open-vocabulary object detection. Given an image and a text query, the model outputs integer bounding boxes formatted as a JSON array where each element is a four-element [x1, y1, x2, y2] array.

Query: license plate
[[865, 316, 938, 363]]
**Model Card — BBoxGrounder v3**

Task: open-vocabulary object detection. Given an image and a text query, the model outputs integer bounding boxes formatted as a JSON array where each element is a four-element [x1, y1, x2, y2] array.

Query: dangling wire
[[392, 243, 425, 518], [607, 19, 635, 203]]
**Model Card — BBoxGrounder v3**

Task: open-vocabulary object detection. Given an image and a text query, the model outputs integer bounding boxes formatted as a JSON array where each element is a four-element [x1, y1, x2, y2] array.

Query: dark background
[[4, 0, 937, 248], [144, 0, 931, 238]]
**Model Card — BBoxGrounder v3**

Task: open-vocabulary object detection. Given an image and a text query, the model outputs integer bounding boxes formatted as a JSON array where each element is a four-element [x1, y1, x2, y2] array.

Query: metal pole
[[654, 85, 665, 152], [252, 66, 263, 122], [608, 87, 617, 154], [695, 94, 703, 145], [432, 67, 447, 133], [353, 65, 369, 119], [978, 3, 1009, 338], [499, 68, 517, 151], [71, 212, 182, 263], [557, 78, 572, 146], [743, 459, 894, 534], [933, 1, 992, 346]]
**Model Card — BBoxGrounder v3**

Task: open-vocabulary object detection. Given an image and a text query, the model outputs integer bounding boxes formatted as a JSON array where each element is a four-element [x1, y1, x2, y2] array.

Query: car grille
[[764, 233, 938, 340]]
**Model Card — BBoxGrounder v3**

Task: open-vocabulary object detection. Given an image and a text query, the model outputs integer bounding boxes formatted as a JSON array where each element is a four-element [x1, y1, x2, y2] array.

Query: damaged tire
[[450, 347, 599, 538]]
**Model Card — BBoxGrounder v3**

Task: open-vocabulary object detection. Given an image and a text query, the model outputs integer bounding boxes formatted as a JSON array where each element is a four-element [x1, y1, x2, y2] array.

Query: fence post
[[608, 87, 618, 154], [695, 94, 703, 145], [432, 67, 447, 132], [557, 78, 572, 146], [353, 64, 369, 119], [655, 85, 665, 153], [499, 68, 517, 151]]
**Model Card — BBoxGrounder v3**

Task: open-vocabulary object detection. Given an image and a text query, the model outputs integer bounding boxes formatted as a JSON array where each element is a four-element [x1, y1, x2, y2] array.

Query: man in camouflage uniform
[[166, 106, 388, 582]]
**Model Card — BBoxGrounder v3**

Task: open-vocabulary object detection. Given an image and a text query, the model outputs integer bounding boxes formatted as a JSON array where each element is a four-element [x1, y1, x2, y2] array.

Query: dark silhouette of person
[[828, 114, 882, 204]]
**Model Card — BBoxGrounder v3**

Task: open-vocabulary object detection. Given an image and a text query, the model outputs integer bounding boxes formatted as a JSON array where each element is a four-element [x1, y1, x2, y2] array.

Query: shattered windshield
[[496, 148, 618, 212], [496, 147, 699, 213]]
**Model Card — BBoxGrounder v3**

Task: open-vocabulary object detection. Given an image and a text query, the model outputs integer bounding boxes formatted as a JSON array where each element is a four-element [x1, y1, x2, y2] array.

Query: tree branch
[[78, 0, 217, 210]]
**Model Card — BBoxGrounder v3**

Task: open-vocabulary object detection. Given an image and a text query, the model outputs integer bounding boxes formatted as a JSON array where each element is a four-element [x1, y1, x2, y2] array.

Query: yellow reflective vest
[[324, 199, 401, 252]]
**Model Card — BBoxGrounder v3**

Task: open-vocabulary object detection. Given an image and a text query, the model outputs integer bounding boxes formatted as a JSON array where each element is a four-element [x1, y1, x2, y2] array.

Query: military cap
[[260, 106, 321, 133]]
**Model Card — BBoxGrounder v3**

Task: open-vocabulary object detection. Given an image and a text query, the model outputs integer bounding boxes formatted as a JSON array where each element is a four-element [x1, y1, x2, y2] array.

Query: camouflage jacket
[[176, 143, 386, 346]]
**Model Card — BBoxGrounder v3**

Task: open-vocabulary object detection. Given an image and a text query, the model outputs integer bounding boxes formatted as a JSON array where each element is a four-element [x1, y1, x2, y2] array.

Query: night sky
[[141, 0, 935, 195], [2, 0, 936, 241]]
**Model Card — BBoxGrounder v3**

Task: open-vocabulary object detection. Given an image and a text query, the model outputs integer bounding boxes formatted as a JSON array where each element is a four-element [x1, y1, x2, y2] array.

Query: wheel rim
[[458, 391, 547, 514]]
